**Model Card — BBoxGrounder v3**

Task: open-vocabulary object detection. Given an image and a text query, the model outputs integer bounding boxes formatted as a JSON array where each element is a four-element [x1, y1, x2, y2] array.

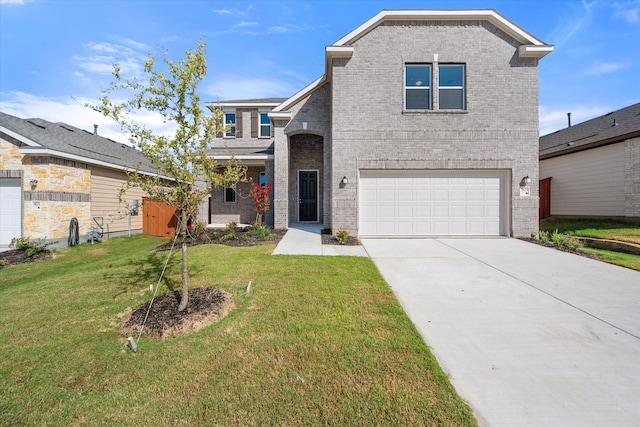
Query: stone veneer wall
[[0, 139, 91, 241]]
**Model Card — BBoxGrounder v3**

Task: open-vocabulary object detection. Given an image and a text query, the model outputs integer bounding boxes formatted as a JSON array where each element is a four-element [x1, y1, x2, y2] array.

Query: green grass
[[0, 235, 476, 426], [540, 218, 640, 245], [539, 218, 640, 271], [581, 247, 640, 271]]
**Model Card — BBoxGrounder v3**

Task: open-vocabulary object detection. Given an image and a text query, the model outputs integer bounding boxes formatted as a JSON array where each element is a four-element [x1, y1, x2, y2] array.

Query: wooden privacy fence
[[143, 197, 178, 237], [539, 177, 552, 220]]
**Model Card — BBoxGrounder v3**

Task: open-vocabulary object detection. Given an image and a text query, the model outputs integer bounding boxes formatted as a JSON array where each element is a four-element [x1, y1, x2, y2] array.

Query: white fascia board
[[207, 102, 283, 109], [19, 147, 172, 180], [0, 126, 42, 147], [267, 111, 293, 120], [270, 75, 326, 114], [325, 46, 354, 82], [518, 45, 554, 58], [334, 9, 549, 47]]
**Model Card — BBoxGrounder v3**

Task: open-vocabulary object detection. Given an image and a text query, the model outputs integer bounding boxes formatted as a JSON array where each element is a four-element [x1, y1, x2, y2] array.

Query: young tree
[[90, 39, 246, 312]]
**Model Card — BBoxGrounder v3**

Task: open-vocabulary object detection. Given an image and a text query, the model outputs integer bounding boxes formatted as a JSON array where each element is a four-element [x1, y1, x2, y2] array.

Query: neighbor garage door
[[0, 179, 22, 247], [359, 170, 504, 236]]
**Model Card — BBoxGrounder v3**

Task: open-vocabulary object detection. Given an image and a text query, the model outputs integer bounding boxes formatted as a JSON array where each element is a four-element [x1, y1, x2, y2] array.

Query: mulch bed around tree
[[154, 228, 287, 252], [121, 287, 233, 339]]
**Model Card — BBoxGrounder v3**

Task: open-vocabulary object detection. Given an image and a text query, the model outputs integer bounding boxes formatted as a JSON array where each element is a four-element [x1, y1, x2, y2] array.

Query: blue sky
[[1, 0, 639, 141]]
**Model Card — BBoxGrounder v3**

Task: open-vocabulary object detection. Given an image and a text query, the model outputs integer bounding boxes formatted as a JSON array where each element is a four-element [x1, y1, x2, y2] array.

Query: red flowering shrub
[[250, 183, 273, 225]]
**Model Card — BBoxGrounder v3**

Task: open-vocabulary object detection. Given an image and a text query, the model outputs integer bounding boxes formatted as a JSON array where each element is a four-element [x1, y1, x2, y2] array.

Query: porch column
[[272, 118, 289, 229]]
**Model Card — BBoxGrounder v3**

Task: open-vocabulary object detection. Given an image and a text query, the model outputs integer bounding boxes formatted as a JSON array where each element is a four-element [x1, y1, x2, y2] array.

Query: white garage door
[[0, 179, 22, 247], [359, 170, 504, 237]]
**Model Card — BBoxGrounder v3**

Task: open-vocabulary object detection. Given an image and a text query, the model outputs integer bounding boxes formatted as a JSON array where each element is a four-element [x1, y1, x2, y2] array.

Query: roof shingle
[[539, 103, 640, 159], [0, 111, 158, 174]]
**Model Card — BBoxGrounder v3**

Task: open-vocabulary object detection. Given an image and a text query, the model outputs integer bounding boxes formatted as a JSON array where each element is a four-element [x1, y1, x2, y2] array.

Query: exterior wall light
[[341, 176, 348, 185], [29, 179, 38, 187], [524, 176, 532, 185]]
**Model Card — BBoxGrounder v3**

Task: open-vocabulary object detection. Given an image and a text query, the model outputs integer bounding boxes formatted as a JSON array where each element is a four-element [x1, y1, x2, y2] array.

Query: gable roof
[[271, 9, 553, 117], [0, 111, 159, 175], [539, 103, 640, 160]]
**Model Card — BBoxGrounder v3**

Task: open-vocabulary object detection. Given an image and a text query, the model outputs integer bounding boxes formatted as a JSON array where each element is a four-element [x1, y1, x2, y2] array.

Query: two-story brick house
[[208, 9, 553, 237]]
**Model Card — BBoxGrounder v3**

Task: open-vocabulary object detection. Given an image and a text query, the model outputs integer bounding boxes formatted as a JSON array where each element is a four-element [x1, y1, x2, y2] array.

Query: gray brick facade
[[210, 10, 552, 237]]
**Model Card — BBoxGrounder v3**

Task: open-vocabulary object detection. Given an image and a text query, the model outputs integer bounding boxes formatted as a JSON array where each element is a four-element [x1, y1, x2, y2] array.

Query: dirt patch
[[121, 287, 233, 338], [0, 249, 52, 269]]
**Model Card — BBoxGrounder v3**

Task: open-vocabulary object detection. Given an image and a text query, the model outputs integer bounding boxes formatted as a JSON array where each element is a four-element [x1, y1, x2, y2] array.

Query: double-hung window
[[259, 112, 271, 137], [405, 64, 432, 110], [224, 112, 236, 137], [404, 63, 466, 111], [224, 182, 236, 204], [438, 64, 465, 110]]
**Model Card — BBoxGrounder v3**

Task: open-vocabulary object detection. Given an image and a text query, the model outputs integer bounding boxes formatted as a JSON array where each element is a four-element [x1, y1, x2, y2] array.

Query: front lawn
[[0, 235, 476, 426], [540, 218, 640, 245]]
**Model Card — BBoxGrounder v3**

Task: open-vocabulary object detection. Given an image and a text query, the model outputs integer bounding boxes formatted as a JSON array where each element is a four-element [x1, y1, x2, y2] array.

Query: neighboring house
[[539, 103, 640, 221], [209, 9, 553, 237], [0, 111, 159, 248]]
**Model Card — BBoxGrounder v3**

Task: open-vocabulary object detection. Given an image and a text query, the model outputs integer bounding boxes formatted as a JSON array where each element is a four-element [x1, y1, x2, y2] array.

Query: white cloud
[[613, 2, 640, 23], [539, 104, 612, 136], [72, 39, 148, 80], [234, 21, 258, 28], [547, 1, 596, 47], [0, 91, 177, 143], [202, 75, 298, 101], [0, 91, 128, 141], [584, 61, 627, 75], [0, 0, 31, 4]]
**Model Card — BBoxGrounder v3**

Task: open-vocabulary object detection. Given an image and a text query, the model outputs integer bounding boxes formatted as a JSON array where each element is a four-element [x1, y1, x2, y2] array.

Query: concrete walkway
[[363, 238, 640, 427], [272, 223, 367, 256]]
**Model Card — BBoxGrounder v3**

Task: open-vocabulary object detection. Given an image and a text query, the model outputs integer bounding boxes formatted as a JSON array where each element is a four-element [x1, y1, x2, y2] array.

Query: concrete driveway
[[362, 238, 640, 427]]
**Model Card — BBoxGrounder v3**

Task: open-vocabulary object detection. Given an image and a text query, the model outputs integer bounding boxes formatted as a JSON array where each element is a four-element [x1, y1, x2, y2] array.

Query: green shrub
[[220, 232, 237, 241], [536, 230, 583, 250], [226, 221, 238, 232], [336, 229, 349, 245], [10, 236, 52, 257], [249, 224, 273, 240]]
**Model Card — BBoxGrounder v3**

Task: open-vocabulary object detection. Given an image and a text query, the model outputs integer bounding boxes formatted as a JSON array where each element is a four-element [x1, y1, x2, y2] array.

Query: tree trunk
[[177, 212, 189, 312]]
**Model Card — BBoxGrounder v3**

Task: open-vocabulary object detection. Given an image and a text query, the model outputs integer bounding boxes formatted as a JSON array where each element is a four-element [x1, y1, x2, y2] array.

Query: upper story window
[[259, 112, 271, 138], [405, 64, 432, 110], [224, 112, 236, 137], [439, 64, 465, 110], [404, 63, 466, 111]]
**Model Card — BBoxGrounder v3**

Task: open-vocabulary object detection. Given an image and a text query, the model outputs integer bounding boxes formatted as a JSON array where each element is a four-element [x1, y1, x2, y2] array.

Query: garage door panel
[[0, 179, 22, 246], [397, 189, 413, 201], [360, 170, 504, 236]]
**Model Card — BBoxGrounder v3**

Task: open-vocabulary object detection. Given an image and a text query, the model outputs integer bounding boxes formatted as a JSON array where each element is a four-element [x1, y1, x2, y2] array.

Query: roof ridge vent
[[60, 125, 75, 132]]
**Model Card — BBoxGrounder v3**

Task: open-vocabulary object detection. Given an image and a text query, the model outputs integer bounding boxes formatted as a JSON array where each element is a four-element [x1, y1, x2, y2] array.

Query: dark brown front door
[[299, 170, 318, 222]]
